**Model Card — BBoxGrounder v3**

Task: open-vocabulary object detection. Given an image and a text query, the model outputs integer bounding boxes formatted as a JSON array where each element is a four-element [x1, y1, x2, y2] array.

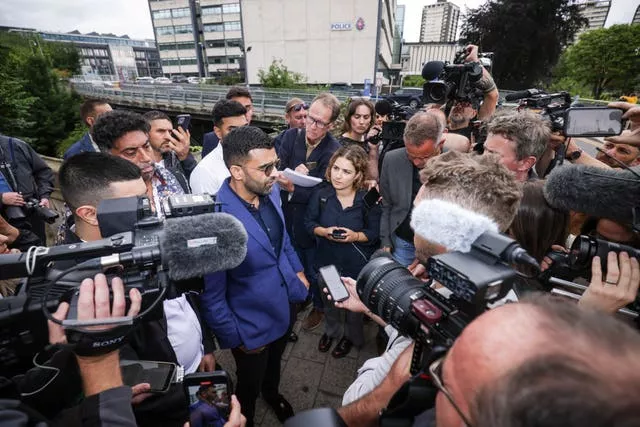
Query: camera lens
[[356, 257, 428, 336], [428, 83, 447, 103], [569, 235, 597, 269]]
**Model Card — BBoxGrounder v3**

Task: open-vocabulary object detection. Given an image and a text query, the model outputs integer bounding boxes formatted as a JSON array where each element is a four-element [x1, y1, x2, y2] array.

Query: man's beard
[[449, 113, 467, 126], [245, 176, 274, 197]]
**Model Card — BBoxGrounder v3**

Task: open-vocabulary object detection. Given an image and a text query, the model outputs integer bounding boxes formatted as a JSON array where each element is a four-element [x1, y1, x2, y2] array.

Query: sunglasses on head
[[287, 103, 310, 113]]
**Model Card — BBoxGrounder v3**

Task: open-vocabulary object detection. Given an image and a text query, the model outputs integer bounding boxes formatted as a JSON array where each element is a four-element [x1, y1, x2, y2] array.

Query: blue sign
[[363, 79, 372, 97]]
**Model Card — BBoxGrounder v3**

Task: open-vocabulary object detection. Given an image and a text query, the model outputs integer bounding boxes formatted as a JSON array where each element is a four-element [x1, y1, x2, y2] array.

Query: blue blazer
[[201, 179, 308, 350], [63, 133, 97, 159], [201, 132, 219, 158]]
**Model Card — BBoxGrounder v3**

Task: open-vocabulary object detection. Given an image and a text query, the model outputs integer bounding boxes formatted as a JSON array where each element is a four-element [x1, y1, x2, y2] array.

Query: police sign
[[331, 22, 352, 31]]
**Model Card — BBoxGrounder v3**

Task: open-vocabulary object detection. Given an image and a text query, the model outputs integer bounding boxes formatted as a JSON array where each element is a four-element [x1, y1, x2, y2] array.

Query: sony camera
[[422, 49, 484, 107], [5, 197, 60, 224]]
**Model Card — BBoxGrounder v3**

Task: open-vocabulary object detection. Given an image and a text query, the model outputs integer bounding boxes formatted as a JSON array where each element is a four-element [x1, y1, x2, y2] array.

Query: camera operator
[[482, 110, 550, 182], [0, 133, 55, 249], [143, 110, 198, 183], [57, 153, 216, 427], [379, 111, 445, 267], [0, 273, 139, 426]]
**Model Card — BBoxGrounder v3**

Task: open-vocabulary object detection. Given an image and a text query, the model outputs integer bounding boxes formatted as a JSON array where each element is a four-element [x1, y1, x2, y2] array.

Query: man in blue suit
[[201, 126, 309, 427], [63, 99, 112, 159]]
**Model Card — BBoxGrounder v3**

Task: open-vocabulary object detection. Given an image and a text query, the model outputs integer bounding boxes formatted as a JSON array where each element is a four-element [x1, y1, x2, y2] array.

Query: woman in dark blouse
[[339, 98, 380, 185], [304, 145, 382, 358]]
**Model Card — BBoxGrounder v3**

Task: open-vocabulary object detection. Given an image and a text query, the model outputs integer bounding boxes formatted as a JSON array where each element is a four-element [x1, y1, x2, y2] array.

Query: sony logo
[[92, 336, 125, 347]]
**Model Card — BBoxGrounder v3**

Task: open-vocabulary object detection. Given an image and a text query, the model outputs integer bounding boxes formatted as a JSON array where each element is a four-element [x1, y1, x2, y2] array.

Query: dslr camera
[[5, 197, 59, 224]]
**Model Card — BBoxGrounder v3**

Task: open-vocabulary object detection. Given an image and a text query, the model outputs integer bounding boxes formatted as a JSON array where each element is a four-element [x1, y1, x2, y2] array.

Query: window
[[222, 3, 240, 14], [201, 6, 222, 15], [172, 7, 190, 18], [157, 26, 174, 36], [203, 23, 224, 32], [207, 56, 227, 64], [159, 42, 196, 51], [206, 40, 225, 48], [226, 39, 243, 48], [162, 58, 198, 66], [174, 25, 193, 34], [135, 51, 146, 59], [153, 9, 172, 20], [224, 21, 241, 31]]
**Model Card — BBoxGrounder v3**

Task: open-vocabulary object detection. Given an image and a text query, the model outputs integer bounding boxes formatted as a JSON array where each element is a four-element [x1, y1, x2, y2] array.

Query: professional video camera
[[0, 193, 247, 376], [421, 49, 484, 108], [4, 197, 59, 224], [505, 88, 573, 133], [367, 99, 417, 171]]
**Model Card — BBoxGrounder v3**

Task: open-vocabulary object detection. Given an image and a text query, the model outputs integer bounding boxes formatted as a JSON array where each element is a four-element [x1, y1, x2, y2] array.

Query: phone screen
[[564, 108, 623, 137], [363, 187, 380, 209], [120, 360, 175, 393], [186, 374, 231, 426], [319, 265, 349, 302]]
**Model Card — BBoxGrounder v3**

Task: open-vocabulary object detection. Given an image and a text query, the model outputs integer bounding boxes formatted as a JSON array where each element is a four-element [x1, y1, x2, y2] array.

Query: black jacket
[[0, 135, 54, 209], [162, 151, 197, 193]]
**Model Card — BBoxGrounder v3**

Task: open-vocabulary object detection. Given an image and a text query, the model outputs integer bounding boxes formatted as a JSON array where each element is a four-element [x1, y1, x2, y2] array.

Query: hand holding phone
[[331, 228, 347, 240], [363, 187, 380, 209], [319, 265, 349, 302]]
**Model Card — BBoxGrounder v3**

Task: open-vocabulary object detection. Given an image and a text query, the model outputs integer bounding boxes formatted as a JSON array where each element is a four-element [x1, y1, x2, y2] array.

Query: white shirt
[[164, 294, 204, 374], [189, 143, 230, 196]]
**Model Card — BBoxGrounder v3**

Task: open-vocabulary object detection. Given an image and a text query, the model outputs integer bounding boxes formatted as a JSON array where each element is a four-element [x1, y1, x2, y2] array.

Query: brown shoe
[[302, 308, 324, 331]]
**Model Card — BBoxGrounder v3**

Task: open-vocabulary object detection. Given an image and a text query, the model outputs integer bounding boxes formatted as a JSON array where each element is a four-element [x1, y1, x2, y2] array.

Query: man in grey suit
[[379, 111, 446, 267]]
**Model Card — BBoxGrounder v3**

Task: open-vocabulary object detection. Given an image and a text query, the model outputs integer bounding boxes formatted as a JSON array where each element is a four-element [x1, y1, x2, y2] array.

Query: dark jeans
[[293, 244, 322, 310], [231, 332, 290, 427]]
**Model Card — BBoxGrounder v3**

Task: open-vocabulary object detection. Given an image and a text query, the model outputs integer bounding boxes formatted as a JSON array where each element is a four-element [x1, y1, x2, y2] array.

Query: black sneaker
[[263, 394, 294, 423]]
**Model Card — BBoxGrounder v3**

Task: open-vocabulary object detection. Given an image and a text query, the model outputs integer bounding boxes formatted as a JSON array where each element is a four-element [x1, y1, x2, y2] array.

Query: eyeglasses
[[429, 356, 473, 427], [306, 115, 330, 129], [241, 159, 281, 176], [287, 103, 309, 113]]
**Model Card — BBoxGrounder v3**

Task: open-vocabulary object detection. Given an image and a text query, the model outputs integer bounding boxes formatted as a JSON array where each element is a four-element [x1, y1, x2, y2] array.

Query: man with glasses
[[190, 100, 248, 196], [274, 97, 309, 155], [201, 126, 310, 427], [277, 92, 342, 331], [202, 86, 254, 158], [379, 111, 446, 268]]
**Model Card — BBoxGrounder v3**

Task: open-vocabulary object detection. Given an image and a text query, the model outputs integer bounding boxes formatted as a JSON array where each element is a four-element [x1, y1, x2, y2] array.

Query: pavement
[[213, 307, 380, 426]]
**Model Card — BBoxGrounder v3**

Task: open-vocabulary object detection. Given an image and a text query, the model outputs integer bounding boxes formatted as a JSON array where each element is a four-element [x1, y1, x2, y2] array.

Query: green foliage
[[460, 0, 587, 90], [218, 72, 244, 86], [554, 24, 640, 99], [258, 59, 306, 88], [402, 75, 425, 88], [0, 32, 81, 156]]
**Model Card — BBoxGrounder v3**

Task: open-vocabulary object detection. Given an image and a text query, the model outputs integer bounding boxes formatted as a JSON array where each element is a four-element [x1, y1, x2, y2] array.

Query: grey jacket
[[379, 148, 414, 249]]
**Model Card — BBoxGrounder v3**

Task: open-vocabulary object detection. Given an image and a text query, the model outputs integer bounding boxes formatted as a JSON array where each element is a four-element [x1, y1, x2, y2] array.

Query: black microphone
[[422, 61, 445, 81], [504, 89, 541, 102], [78, 213, 248, 281], [543, 164, 640, 224], [374, 100, 393, 117]]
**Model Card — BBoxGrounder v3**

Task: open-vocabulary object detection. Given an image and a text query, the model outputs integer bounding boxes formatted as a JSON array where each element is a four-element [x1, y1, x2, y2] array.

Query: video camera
[[505, 89, 573, 133], [422, 49, 485, 108], [4, 198, 59, 224], [0, 193, 247, 376]]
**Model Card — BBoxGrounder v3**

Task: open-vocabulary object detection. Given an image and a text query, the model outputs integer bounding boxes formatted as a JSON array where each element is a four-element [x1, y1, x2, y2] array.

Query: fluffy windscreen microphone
[[161, 213, 248, 281], [543, 164, 640, 224], [421, 61, 445, 81], [374, 99, 393, 117]]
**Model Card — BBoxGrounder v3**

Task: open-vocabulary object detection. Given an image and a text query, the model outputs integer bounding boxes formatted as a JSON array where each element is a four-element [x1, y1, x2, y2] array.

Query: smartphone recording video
[[185, 371, 231, 427]]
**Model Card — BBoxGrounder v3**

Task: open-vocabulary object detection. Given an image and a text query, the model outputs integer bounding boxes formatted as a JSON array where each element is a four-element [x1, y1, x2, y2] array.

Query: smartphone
[[363, 187, 380, 209], [331, 228, 347, 240], [319, 265, 349, 302], [563, 107, 624, 137], [184, 371, 231, 426], [120, 359, 176, 393], [176, 114, 192, 131]]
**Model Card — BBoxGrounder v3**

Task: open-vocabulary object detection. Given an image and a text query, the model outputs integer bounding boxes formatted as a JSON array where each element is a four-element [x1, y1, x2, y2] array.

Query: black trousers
[[231, 331, 290, 427]]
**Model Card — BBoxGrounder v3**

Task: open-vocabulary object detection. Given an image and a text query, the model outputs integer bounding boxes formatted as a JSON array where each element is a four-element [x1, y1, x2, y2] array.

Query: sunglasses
[[287, 103, 310, 113]]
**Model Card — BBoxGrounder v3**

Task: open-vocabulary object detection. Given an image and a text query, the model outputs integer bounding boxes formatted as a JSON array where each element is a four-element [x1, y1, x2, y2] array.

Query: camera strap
[[65, 324, 133, 357]]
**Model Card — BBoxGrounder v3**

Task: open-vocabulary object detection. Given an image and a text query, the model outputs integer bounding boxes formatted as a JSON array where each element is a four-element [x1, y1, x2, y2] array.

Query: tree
[[257, 59, 305, 88], [555, 24, 640, 99], [460, 0, 587, 90], [402, 75, 425, 87]]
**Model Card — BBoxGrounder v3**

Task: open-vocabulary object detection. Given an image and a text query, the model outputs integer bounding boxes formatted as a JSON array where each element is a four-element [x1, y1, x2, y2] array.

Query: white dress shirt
[[189, 143, 230, 196]]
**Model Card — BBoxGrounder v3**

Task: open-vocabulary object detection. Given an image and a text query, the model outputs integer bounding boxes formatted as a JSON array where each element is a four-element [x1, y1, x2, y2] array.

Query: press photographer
[[0, 133, 56, 249]]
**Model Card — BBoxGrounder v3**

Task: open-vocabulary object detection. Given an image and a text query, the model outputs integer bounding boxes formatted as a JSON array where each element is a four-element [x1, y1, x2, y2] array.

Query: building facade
[[148, 0, 245, 78], [241, 0, 400, 87], [401, 42, 459, 77], [419, 0, 460, 43], [5, 27, 162, 79]]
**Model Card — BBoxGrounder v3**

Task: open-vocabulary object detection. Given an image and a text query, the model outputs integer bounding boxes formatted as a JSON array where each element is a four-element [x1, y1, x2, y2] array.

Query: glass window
[[202, 6, 222, 15], [174, 25, 193, 34], [153, 9, 172, 20], [207, 40, 225, 48], [172, 7, 190, 18], [157, 26, 174, 36], [222, 3, 240, 14], [224, 21, 241, 31], [226, 39, 243, 48], [203, 23, 224, 32]]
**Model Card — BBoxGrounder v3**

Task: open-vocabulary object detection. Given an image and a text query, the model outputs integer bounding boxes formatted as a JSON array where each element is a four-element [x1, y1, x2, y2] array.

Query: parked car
[[135, 76, 154, 85], [384, 87, 424, 109], [155, 77, 172, 84], [171, 75, 189, 84], [187, 77, 201, 84]]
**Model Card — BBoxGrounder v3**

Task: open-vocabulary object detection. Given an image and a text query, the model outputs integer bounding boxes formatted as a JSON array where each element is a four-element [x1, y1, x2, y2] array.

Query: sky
[[0, 0, 637, 42]]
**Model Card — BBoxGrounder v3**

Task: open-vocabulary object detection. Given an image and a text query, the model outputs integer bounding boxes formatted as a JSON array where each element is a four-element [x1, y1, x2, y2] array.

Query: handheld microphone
[[543, 164, 640, 224], [422, 61, 445, 81], [504, 89, 542, 102], [76, 213, 248, 281]]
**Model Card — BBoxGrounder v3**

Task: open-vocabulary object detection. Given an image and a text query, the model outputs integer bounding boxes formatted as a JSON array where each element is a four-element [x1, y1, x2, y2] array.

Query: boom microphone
[[422, 61, 445, 81], [543, 165, 640, 224], [504, 89, 542, 102]]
